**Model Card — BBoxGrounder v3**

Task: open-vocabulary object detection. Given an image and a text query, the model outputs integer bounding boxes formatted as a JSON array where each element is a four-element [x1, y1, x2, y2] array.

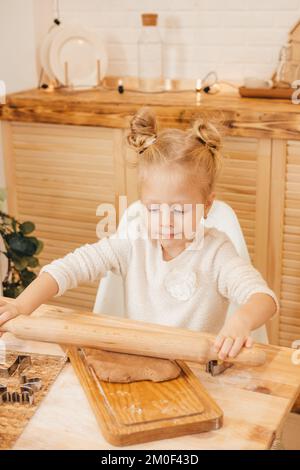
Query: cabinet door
[[3, 122, 126, 311], [272, 139, 300, 347], [216, 137, 272, 277]]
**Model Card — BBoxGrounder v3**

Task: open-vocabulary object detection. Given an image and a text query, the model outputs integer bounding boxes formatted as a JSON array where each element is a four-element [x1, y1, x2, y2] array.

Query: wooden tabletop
[[2, 307, 300, 450], [1, 87, 300, 139]]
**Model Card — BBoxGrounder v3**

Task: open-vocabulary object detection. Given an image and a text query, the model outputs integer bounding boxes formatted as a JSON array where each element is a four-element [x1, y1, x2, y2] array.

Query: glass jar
[[137, 13, 163, 92], [163, 28, 181, 86]]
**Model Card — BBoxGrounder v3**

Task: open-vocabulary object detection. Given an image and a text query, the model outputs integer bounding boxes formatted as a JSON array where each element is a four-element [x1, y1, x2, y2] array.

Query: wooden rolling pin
[[1, 306, 267, 367]]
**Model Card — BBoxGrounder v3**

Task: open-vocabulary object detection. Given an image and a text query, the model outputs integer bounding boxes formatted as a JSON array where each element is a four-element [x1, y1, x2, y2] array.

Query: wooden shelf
[[1, 86, 300, 140]]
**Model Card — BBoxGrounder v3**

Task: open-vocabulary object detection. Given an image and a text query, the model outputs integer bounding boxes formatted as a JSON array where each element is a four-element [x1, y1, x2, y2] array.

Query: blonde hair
[[126, 107, 223, 200]]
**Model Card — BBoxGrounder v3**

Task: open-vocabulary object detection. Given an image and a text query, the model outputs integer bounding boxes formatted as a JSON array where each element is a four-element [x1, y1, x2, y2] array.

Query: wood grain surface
[[1, 87, 300, 139]]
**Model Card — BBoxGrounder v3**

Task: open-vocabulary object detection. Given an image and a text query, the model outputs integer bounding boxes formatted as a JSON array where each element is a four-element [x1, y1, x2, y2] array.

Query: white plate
[[49, 24, 108, 87], [40, 25, 62, 80]]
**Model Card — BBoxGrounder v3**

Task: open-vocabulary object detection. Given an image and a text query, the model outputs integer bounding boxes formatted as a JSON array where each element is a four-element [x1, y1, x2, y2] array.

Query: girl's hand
[[0, 298, 22, 337], [213, 312, 254, 360]]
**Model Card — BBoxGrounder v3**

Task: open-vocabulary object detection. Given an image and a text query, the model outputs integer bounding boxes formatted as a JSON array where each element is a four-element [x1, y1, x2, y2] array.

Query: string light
[[53, 0, 61, 25]]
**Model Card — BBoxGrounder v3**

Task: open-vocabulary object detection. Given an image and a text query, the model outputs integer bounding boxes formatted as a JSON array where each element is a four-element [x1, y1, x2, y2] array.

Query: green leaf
[[19, 269, 36, 283], [34, 239, 44, 255], [3, 286, 16, 298], [26, 237, 44, 255], [19, 221, 35, 235], [13, 285, 25, 296], [19, 269, 36, 287], [12, 257, 28, 271], [8, 234, 37, 256], [0, 210, 42, 294], [3, 283, 21, 298]]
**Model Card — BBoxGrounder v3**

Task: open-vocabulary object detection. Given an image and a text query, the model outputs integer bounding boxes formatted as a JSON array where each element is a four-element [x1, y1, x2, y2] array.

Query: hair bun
[[127, 107, 158, 154], [193, 117, 222, 154]]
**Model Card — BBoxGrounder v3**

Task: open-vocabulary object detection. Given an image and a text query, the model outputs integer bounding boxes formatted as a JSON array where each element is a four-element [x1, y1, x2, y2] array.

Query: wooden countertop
[[2, 306, 300, 450], [1, 87, 300, 140]]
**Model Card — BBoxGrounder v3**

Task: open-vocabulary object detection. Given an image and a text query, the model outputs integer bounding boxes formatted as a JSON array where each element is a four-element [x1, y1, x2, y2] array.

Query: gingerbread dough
[[84, 348, 181, 383]]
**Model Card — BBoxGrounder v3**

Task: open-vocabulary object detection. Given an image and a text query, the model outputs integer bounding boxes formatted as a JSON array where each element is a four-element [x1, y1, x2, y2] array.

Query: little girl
[[0, 107, 279, 360]]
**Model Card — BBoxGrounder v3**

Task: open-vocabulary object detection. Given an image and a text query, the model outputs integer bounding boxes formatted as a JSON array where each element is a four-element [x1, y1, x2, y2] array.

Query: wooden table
[[2, 309, 300, 450]]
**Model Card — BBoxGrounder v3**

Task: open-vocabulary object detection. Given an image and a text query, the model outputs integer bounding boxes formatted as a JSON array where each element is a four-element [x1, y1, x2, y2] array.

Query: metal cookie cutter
[[0, 384, 34, 405], [0, 355, 32, 378], [0, 375, 42, 405], [20, 375, 42, 393], [205, 359, 233, 376], [20, 375, 43, 405], [0, 384, 10, 404]]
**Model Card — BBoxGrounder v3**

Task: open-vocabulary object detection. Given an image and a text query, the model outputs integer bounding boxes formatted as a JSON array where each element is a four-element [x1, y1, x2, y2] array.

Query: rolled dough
[[84, 348, 181, 383]]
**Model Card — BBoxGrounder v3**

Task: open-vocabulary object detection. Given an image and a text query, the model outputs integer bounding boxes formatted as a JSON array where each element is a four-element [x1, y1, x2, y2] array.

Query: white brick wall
[[53, 0, 300, 83], [0, 0, 38, 212]]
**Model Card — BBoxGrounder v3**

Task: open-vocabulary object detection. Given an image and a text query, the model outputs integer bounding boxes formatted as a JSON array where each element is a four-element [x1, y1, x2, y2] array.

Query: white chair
[[93, 199, 268, 343]]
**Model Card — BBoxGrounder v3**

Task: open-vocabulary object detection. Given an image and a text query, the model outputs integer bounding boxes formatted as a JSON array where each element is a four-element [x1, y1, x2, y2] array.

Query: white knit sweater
[[39, 223, 279, 334]]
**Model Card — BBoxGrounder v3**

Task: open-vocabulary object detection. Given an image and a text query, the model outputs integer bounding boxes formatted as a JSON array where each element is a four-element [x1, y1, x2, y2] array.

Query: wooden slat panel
[[221, 137, 258, 153], [15, 149, 116, 164], [16, 173, 115, 188], [216, 137, 271, 273], [217, 137, 278, 342], [280, 328, 300, 340], [282, 274, 300, 285], [31, 230, 101, 244], [277, 140, 300, 347], [8, 122, 126, 311], [281, 316, 300, 326], [279, 331, 300, 342], [16, 178, 115, 194]]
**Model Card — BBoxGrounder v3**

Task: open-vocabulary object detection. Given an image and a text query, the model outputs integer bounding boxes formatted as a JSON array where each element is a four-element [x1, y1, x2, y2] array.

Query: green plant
[[0, 190, 44, 298]]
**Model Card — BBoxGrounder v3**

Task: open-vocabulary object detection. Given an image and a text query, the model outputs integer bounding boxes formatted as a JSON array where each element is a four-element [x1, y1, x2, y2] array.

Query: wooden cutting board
[[67, 347, 223, 446], [0, 349, 67, 450]]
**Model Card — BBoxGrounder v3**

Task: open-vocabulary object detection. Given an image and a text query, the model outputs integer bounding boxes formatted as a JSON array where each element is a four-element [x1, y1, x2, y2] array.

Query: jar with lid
[[137, 13, 163, 92]]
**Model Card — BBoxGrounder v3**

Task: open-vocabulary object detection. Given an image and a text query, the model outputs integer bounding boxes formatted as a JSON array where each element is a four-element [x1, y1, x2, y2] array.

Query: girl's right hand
[[0, 298, 22, 337]]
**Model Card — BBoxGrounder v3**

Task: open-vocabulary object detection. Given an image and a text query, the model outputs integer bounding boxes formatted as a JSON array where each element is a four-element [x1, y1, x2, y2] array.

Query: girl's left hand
[[213, 312, 254, 360]]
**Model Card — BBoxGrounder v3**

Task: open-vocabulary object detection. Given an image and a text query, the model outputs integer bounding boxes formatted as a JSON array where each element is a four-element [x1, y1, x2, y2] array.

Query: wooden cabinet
[[2, 121, 126, 311], [217, 137, 271, 277], [216, 137, 300, 348], [1, 93, 300, 347], [273, 140, 300, 347]]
